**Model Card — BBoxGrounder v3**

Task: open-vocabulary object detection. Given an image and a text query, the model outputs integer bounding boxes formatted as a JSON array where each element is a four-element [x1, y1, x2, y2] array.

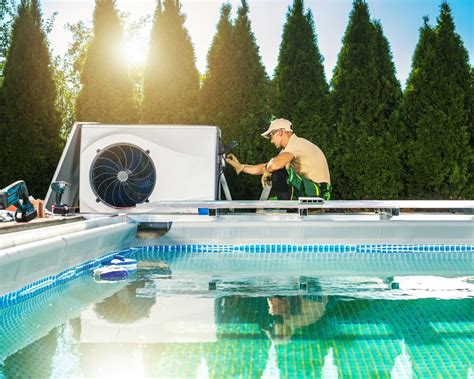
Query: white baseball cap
[[261, 118, 293, 139]]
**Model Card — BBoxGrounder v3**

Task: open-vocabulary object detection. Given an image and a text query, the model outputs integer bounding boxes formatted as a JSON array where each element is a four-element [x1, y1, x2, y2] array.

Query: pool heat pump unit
[[45, 123, 221, 213], [88, 143, 157, 209]]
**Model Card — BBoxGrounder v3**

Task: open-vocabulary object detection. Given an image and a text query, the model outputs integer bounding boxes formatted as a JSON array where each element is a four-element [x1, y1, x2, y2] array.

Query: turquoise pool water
[[0, 248, 473, 378]]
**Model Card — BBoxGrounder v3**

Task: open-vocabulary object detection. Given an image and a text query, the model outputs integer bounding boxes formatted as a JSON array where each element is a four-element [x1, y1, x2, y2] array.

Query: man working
[[226, 118, 331, 200]]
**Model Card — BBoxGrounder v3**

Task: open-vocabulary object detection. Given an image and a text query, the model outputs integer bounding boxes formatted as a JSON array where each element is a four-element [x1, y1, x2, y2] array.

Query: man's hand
[[226, 154, 245, 175], [261, 169, 272, 188]]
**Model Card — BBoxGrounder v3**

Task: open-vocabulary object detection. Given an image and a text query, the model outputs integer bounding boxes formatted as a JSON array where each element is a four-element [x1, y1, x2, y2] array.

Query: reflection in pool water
[[0, 262, 473, 378]]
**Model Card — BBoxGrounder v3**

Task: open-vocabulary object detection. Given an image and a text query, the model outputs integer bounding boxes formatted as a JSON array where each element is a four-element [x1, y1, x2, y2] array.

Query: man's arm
[[241, 163, 266, 175], [226, 154, 266, 175], [225, 152, 294, 176], [266, 152, 294, 172]]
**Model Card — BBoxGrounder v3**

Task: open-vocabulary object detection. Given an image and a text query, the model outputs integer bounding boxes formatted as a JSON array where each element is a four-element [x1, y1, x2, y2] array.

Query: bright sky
[[42, 0, 473, 86]]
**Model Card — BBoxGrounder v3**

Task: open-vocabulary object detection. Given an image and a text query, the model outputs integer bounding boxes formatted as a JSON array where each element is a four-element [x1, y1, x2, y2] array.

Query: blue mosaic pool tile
[[151, 243, 472, 254], [0, 249, 133, 309]]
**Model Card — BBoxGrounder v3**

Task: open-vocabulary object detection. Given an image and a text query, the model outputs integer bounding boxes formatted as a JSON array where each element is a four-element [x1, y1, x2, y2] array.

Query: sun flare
[[121, 36, 148, 67]]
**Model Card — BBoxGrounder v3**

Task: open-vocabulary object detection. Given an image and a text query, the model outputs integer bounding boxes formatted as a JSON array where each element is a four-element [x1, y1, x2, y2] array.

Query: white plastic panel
[[79, 125, 220, 213], [134, 217, 474, 246], [0, 222, 136, 297]]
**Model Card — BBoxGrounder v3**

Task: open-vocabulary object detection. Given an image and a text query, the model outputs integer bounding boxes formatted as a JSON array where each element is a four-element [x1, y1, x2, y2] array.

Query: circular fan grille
[[90, 144, 156, 208]]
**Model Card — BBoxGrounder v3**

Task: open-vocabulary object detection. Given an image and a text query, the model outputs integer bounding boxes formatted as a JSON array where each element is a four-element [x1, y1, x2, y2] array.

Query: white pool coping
[[0, 215, 129, 250], [0, 217, 137, 297], [136, 199, 474, 211]]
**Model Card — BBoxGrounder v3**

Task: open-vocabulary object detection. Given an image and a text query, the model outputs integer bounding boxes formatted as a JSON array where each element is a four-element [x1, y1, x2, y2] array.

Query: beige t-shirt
[[282, 134, 331, 184]]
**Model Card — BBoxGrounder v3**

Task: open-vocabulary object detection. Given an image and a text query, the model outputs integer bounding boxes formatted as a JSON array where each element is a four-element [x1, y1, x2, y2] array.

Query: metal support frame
[[299, 208, 308, 217], [378, 208, 400, 220], [138, 199, 474, 219], [218, 173, 232, 201]]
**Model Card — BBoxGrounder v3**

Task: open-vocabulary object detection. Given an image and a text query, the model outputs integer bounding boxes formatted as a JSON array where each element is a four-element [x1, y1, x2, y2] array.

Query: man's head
[[261, 118, 293, 149]]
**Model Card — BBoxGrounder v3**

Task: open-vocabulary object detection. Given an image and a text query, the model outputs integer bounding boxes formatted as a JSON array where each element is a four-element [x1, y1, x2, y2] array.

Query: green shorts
[[286, 167, 332, 200]]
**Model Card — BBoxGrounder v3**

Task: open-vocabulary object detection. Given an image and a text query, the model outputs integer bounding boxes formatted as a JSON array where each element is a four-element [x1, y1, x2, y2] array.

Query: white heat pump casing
[[79, 124, 220, 214]]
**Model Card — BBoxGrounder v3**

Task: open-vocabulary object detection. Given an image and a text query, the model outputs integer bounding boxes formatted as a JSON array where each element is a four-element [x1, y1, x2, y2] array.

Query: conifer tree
[[226, 0, 272, 199], [75, 0, 137, 123], [370, 20, 404, 196], [141, 0, 199, 124], [468, 66, 473, 198], [200, 3, 237, 131], [372, 21, 402, 132], [401, 18, 437, 195], [403, 3, 471, 199], [202, 0, 271, 199], [330, 0, 402, 199], [0, 0, 62, 197], [273, 0, 329, 149]]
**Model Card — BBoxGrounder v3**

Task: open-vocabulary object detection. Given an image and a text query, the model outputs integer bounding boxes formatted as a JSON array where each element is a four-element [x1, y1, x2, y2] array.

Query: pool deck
[[0, 215, 85, 234]]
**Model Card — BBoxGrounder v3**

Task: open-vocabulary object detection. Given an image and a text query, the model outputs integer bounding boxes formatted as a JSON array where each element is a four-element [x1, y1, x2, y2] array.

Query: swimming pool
[[1, 245, 473, 378]]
